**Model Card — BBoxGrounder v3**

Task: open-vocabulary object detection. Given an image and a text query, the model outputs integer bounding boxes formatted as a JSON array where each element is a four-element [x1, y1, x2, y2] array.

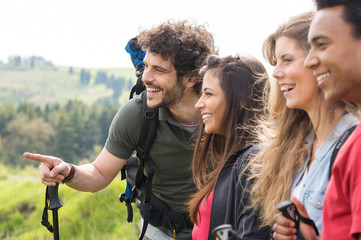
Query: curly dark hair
[[137, 20, 218, 94], [315, 0, 361, 38]]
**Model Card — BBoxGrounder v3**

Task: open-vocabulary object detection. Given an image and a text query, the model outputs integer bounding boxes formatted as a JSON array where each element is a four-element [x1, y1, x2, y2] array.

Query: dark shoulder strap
[[134, 91, 159, 188], [120, 92, 157, 181], [137, 92, 159, 155], [329, 124, 357, 178], [135, 92, 159, 240]]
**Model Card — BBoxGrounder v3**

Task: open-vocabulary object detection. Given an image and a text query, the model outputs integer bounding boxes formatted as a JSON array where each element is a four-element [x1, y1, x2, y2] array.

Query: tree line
[[1, 55, 55, 70], [1, 55, 135, 103], [81, 70, 134, 100], [0, 100, 120, 167]]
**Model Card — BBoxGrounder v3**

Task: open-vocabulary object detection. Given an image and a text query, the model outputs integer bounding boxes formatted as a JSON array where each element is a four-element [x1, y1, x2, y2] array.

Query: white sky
[[0, 0, 315, 71]]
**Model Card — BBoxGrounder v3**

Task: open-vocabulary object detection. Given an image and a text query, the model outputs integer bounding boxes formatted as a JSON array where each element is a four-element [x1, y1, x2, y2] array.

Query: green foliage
[[0, 165, 140, 240], [0, 100, 119, 167], [2, 115, 54, 166]]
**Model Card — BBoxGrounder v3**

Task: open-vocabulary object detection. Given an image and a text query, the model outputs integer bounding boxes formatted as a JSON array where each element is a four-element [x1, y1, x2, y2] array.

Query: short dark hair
[[138, 20, 218, 93], [315, 0, 361, 38]]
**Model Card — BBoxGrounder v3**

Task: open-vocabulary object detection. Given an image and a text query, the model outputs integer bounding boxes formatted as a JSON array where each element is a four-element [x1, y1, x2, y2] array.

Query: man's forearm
[[65, 163, 112, 192]]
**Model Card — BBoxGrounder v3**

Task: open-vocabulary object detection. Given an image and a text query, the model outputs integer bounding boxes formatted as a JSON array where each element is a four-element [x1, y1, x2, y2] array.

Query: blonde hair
[[248, 10, 360, 227]]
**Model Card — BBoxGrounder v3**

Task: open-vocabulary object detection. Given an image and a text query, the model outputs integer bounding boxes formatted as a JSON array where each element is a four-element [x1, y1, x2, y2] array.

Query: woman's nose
[[195, 97, 205, 110], [272, 66, 284, 80]]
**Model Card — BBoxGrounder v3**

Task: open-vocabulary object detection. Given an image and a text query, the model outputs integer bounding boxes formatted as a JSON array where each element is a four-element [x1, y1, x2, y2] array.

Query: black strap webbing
[[41, 186, 54, 233], [129, 74, 145, 99], [135, 92, 159, 240], [329, 124, 357, 178], [298, 214, 319, 236]]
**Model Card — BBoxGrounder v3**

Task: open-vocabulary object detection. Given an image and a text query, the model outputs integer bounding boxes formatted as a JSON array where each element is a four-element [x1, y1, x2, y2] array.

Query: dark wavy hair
[[188, 55, 268, 224], [315, 0, 361, 38], [137, 20, 218, 94]]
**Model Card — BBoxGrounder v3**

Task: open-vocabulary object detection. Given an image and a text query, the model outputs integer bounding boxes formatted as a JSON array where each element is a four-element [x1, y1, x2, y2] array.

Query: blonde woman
[[248, 11, 360, 239]]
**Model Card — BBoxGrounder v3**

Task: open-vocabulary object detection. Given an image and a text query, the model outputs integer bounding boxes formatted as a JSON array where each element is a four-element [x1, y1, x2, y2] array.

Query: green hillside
[[0, 66, 135, 106]]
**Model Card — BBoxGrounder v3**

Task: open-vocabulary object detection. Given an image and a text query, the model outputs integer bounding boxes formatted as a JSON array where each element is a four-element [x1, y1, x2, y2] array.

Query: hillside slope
[[0, 67, 135, 106]]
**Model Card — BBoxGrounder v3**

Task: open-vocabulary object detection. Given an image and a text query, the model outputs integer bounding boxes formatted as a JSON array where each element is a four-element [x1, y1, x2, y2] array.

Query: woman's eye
[[283, 58, 292, 63]]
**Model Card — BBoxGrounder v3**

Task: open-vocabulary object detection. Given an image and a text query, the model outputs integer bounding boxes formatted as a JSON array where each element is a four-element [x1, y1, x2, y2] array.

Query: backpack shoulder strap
[[329, 124, 357, 178], [137, 92, 159, 156], [135, 92, 159, 240]]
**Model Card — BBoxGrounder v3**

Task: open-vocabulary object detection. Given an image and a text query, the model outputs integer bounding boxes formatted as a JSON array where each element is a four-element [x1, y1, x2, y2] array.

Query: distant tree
[[54, 108, 77, 163], [119, 77, 125, 90], [0, 102, 16, 136], [95, 71, 107, 85], [83, 109, 102, 156], [2, 115, 54, 166], [98, 102, 119, 145], [17, 101, 42, 120], [67, 101, 87, 158], [85, 71, 91, 85], [69, 67, 73, 74], [43, 103, 60, 123], [80, 68, 91, 85], [30, 56, 35, 69], [80, 68, 85, 84], [8, 55, 22, 67], [127, 78, 134, 91]]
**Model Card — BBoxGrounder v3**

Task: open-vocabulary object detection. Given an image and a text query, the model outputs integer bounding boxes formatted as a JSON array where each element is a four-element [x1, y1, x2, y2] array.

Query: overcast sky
[[0, 0, 315, 71]]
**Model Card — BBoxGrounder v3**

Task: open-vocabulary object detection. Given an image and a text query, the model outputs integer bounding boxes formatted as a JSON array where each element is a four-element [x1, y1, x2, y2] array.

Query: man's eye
[[155, 68, 166, 73], [317, 42, 327, 48]]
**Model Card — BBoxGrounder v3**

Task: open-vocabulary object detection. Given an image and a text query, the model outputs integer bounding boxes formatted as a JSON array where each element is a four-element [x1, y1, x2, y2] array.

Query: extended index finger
[[23, 152, 50, 164]]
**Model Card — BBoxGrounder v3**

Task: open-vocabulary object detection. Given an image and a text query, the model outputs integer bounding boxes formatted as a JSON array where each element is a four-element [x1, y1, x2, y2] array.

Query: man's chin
[[323, 89, 348, 103], [146, 99, 163, 109]]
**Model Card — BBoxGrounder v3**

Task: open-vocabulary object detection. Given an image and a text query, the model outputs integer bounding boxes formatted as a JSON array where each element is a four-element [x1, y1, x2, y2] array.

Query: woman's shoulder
[[232, 144, 260, 172], [235, 144, 260, 161]]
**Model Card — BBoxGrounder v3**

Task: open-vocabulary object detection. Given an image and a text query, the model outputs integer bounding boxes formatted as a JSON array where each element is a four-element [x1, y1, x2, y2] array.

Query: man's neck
[[168, 90, 200, 125]]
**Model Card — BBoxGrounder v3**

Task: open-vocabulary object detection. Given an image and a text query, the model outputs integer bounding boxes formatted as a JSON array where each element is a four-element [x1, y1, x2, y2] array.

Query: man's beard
[[156, 78, 186, 108]]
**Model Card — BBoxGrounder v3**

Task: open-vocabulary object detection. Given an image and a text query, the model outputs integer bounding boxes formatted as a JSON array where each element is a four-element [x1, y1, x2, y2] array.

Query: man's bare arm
[[24, 147, 127, 192]]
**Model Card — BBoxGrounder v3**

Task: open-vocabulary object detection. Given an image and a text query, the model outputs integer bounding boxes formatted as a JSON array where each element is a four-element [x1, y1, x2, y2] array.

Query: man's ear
[[184, 76, 197, 88]]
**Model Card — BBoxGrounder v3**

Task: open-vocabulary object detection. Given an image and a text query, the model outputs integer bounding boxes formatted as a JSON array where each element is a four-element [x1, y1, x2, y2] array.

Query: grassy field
[[0, 67, 135, 107], [0, 164, 141, 240]]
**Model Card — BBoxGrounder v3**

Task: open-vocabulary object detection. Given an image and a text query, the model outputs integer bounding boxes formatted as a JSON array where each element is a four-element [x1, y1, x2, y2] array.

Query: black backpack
[[119, 37, 192, 240]]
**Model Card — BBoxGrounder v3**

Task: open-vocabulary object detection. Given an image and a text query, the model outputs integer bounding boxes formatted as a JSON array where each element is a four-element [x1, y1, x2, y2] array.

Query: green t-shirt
[[105, 93, 198, 214]]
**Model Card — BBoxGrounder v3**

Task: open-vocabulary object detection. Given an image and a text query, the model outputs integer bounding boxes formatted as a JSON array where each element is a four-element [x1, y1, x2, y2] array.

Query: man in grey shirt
[[24, 20, 217, 240]]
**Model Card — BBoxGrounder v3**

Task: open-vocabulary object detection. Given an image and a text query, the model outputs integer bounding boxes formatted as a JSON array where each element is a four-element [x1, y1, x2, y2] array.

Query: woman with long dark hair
[[188, 54, 270, 240]]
